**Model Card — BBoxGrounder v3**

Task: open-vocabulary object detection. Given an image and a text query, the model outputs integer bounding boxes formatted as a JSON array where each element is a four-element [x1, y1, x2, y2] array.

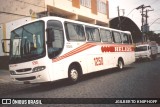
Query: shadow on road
[[135, 58, 159, 64], [1, 66, 134, 97], [80, 67, 134, 82]]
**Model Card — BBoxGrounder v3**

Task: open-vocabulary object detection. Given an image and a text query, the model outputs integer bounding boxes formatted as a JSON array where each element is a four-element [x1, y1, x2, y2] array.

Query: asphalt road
[[0, 58, 160, 107]]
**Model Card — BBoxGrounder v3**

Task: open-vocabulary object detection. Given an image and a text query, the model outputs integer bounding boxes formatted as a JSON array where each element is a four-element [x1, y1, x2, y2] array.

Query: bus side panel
[[48, 62, 67, 81], [115, 50, 135, 66], [49, 43, 89, 80], [86, 44, 116, 73], [86, 45, 103, 73]]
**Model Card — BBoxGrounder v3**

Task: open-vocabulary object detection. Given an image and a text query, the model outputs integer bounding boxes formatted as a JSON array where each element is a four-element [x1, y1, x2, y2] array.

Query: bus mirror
[[1, 39, 10, 53], [46, 28, 55, 43]]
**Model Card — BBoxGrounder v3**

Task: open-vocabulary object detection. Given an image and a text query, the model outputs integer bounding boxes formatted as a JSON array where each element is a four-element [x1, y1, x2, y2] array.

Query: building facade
[[45, 0, 109, 26], [0, 0, 109, 25]]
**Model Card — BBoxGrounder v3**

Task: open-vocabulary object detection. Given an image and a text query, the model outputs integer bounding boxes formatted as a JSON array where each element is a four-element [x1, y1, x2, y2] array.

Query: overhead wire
[[133, 0, 160, 31]]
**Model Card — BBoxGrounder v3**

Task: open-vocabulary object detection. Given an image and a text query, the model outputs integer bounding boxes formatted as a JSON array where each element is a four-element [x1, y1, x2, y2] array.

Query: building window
[[80, 0, 91, 8], [97, 0, 106, 14]]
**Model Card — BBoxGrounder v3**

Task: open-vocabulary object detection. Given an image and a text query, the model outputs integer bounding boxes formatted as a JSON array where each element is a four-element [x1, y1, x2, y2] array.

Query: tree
[[146, 31, 160, 44]]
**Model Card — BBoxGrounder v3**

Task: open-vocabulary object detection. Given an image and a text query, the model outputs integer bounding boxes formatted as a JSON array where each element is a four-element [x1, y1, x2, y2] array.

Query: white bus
[[2, 16, 135, 84]]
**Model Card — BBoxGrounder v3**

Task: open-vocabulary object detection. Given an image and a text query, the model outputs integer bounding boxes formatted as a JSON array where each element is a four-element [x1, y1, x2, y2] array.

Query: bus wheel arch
[[117, 57, 124, 70], [68, 62, 83, 83]]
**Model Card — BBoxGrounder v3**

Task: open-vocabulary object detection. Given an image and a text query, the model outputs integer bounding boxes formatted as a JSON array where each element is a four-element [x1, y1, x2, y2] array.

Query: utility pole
[[136, 5, 151, 32], [145, 10, 148, 25], [117, 6, 125, 30], [144, 9, 153, 41], [117, 6, 121, 30], [145, 9, 154, 30], [121, 9, 125, 16], [136, 4, 151, 42]]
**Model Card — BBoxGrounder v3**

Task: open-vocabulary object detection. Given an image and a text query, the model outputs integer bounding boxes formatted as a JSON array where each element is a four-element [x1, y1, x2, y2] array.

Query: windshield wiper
[[22, 27, 33, 35]]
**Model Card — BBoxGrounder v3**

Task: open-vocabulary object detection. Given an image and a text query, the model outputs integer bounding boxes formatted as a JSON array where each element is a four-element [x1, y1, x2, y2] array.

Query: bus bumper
[[10, 70, 51, 84]]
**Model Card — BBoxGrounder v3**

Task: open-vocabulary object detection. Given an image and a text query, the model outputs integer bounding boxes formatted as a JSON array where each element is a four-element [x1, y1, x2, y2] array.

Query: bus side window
[[112, 31, 122, 43], [121, 33, 129, 44], [85, 26, 101, 42], [65, 22, 85, 41], [128, 34, 133, 44], [100, 29, 112, 43]]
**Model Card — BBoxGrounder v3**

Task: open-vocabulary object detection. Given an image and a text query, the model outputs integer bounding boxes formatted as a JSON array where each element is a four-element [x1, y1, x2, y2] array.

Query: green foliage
[[146, 31, 160, 44]]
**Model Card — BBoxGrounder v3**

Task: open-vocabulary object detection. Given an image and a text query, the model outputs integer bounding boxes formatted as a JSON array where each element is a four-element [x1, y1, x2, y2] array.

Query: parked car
[[135, 42, 158, 60]]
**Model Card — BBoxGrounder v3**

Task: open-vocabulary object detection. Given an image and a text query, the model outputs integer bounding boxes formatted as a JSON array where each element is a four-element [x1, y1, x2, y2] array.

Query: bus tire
[[117, 58, 124, 70], [68, 64, 81, 83]]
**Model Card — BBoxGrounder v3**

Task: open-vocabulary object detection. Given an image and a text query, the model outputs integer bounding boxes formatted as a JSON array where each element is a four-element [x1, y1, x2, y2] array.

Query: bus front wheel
[[68, 65, 80, 83]]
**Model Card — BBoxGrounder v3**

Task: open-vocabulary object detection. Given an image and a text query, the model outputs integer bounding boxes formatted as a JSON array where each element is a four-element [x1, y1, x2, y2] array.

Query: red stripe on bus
[[52, 43, 96, 62], [52, 43, 134, 62]]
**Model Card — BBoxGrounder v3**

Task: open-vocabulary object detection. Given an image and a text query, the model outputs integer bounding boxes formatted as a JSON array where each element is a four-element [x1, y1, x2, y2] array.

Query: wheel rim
[[70, 69, 78, 81], [118, 60, 123, 69]]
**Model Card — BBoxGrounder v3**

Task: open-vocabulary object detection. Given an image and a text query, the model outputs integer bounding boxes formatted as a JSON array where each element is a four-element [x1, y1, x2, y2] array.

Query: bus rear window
[[121, 33, 130, 44]]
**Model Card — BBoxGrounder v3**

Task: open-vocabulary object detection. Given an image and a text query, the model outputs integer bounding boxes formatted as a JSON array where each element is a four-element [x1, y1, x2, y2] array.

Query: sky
[[108, 0, 160, 33]]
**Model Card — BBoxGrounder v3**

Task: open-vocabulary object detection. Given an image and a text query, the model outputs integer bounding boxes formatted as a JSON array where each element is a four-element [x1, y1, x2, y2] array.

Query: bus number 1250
[[94, 57, 103, 66]]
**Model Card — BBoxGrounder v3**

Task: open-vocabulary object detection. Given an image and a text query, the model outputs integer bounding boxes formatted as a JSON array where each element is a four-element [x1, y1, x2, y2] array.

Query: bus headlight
[[32, 66, 46, 72], [10, 70, 16, 75]]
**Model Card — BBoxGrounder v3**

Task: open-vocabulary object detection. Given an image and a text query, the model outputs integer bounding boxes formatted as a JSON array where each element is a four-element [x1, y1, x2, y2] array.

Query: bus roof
[[13, 16, 131, 34]]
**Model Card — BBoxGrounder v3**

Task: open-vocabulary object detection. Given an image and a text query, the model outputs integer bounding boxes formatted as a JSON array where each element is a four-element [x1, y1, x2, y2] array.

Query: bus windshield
[[10, 21, 45, 64]]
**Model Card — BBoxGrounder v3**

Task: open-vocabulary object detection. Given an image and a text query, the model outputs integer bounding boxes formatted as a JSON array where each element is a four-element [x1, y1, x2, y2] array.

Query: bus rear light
[[32, 66, 46, 72]]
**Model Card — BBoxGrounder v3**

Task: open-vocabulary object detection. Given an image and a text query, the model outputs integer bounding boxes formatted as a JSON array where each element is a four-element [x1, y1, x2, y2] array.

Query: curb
[[0, 70, 11, 83], [0, 79, 11, 83]]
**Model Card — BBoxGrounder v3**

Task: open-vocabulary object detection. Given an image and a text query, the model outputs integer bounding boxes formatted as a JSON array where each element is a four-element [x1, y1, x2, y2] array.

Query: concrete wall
[[0, 25, 4, 56], [0, 17, 32, 56], [0, 0, 45, 24], [0, 0, 45, 57]]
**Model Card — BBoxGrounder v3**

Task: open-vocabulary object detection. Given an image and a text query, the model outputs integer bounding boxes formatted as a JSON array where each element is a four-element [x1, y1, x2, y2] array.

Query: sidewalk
[[0, 69, 11, 83]]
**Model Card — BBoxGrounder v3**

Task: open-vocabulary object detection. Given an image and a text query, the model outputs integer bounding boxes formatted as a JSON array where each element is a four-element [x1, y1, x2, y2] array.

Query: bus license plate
[[24, 81, 30, 84]]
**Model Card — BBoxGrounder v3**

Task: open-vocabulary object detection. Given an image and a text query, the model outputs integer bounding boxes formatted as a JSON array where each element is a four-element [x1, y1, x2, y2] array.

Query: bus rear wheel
[[68, 65, 80, 83], [117, 59, 124, 70]]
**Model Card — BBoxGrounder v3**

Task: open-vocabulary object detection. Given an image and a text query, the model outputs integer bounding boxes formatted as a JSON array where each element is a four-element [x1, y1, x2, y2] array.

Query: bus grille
[[15, 76, 36, 81], [16, 68, 32, 73]]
